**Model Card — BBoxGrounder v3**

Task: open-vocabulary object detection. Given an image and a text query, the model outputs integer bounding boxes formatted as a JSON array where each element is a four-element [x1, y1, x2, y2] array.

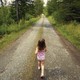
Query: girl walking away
[[35, 39, 47, 78]]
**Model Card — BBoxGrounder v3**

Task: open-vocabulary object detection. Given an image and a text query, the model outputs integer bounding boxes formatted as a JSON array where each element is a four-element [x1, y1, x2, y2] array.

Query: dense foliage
[[10, 0, 43, 22], [0, 0, 43, 35], [47, 0, 80, 22], [47, 0, 80, 49]]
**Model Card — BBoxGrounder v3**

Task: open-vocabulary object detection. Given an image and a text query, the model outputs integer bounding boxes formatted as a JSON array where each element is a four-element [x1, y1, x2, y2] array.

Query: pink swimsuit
[[37, 50, 45, 61]]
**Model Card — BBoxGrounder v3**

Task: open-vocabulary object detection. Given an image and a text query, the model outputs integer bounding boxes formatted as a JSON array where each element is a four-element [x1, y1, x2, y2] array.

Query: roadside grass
[[0, 17, 39, 50], [48, 16, 80, 49]]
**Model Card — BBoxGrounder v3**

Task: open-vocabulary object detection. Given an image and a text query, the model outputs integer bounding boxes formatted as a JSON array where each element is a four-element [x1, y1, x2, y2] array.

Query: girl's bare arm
[[45, 48, 47, 52], [35, 47, 38, 54]]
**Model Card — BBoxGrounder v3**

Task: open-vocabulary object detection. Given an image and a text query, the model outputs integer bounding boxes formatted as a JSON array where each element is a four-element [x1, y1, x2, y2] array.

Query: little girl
[[35, 38, 47, 78]]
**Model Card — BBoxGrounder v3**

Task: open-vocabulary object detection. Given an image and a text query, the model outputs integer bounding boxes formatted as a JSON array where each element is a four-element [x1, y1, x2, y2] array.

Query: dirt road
[[0, 16, 80, 80]]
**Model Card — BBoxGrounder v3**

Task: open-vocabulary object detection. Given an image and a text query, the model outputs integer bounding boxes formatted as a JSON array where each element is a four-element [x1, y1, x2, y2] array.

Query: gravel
[[42, 17, 80, 80], [0, 16, 80, 80], [0, 18, 43, 80]]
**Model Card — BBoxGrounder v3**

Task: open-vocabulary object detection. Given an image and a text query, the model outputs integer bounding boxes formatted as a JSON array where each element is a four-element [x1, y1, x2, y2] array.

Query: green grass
[[0, 17, 39, 35], [0, 17, 39, 50], [48, 16, 80, 49]]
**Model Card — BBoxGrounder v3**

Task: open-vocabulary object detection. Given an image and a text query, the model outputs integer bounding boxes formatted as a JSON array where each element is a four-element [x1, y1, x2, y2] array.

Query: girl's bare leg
[[38, 61, 41, 69], [41, 60, 44, 77]]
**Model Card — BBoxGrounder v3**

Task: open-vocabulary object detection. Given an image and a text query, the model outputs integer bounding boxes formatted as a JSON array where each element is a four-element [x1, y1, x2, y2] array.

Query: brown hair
[[37, 39, 46, 51]]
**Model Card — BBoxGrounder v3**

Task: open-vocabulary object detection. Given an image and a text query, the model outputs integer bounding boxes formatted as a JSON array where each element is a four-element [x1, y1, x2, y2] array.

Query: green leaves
[[34, 0, 43, 16], [47, 0, 80, 22], [10, 0, 43, 22]]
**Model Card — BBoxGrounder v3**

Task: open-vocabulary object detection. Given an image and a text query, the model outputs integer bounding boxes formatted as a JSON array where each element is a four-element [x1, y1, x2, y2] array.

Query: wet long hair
[[37, 39, 46, 51]]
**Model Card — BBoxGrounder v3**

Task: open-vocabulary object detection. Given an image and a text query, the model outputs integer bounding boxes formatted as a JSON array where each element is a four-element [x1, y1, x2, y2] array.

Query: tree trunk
[[0, 0, 4, 6], [15, 0, 19, 23]]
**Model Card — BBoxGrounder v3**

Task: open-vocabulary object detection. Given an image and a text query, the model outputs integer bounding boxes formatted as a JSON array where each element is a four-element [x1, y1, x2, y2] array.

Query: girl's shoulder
[[40, 48, 47, 52], [44, 48, 47, 52]]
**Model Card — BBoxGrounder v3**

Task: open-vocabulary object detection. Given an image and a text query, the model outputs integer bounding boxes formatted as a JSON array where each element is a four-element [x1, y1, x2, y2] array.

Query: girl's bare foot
[[38, 66, 41, 70], [40, 74, 45, 79]]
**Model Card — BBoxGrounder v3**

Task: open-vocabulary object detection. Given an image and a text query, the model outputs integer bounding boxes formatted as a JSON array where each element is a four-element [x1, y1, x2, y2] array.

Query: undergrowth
[[48, 16, 80, 49], [0, 17, 39, 50]]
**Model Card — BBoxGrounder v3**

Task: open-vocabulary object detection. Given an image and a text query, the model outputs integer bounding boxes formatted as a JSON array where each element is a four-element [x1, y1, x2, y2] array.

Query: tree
[[34, 0, 43, 16], [47, 0, 57, 15], [47, 0, 80, 22], [10, 0, 44, 22], [10, 0, 28, 22], [0, 0, 4, 6], [15, 0, 19, 23]]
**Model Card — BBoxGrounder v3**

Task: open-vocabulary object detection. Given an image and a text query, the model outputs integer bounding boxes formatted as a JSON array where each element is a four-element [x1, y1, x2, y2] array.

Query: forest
[[0, 0, 43, 49], [0, 0, 80, 49], [46, 0, 80, 49]]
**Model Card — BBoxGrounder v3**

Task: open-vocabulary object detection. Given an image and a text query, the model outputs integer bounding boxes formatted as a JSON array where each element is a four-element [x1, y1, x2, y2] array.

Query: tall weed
[[0, 17, 39, 50], [48, 16, 80, 49]]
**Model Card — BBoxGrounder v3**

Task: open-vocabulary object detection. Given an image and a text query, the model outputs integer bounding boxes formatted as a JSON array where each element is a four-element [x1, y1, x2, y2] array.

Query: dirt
[[57, 31, 80, 66], [41, 17, 80, 80], [0, 18, 44, 80], [0, 16, 80, 80]]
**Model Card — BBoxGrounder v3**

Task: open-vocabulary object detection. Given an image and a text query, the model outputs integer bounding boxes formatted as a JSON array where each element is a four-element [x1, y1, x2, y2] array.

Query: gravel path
[[42, 17, 80, 80], [0, 18, 43, 80], [0, 16, 80, 80]]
